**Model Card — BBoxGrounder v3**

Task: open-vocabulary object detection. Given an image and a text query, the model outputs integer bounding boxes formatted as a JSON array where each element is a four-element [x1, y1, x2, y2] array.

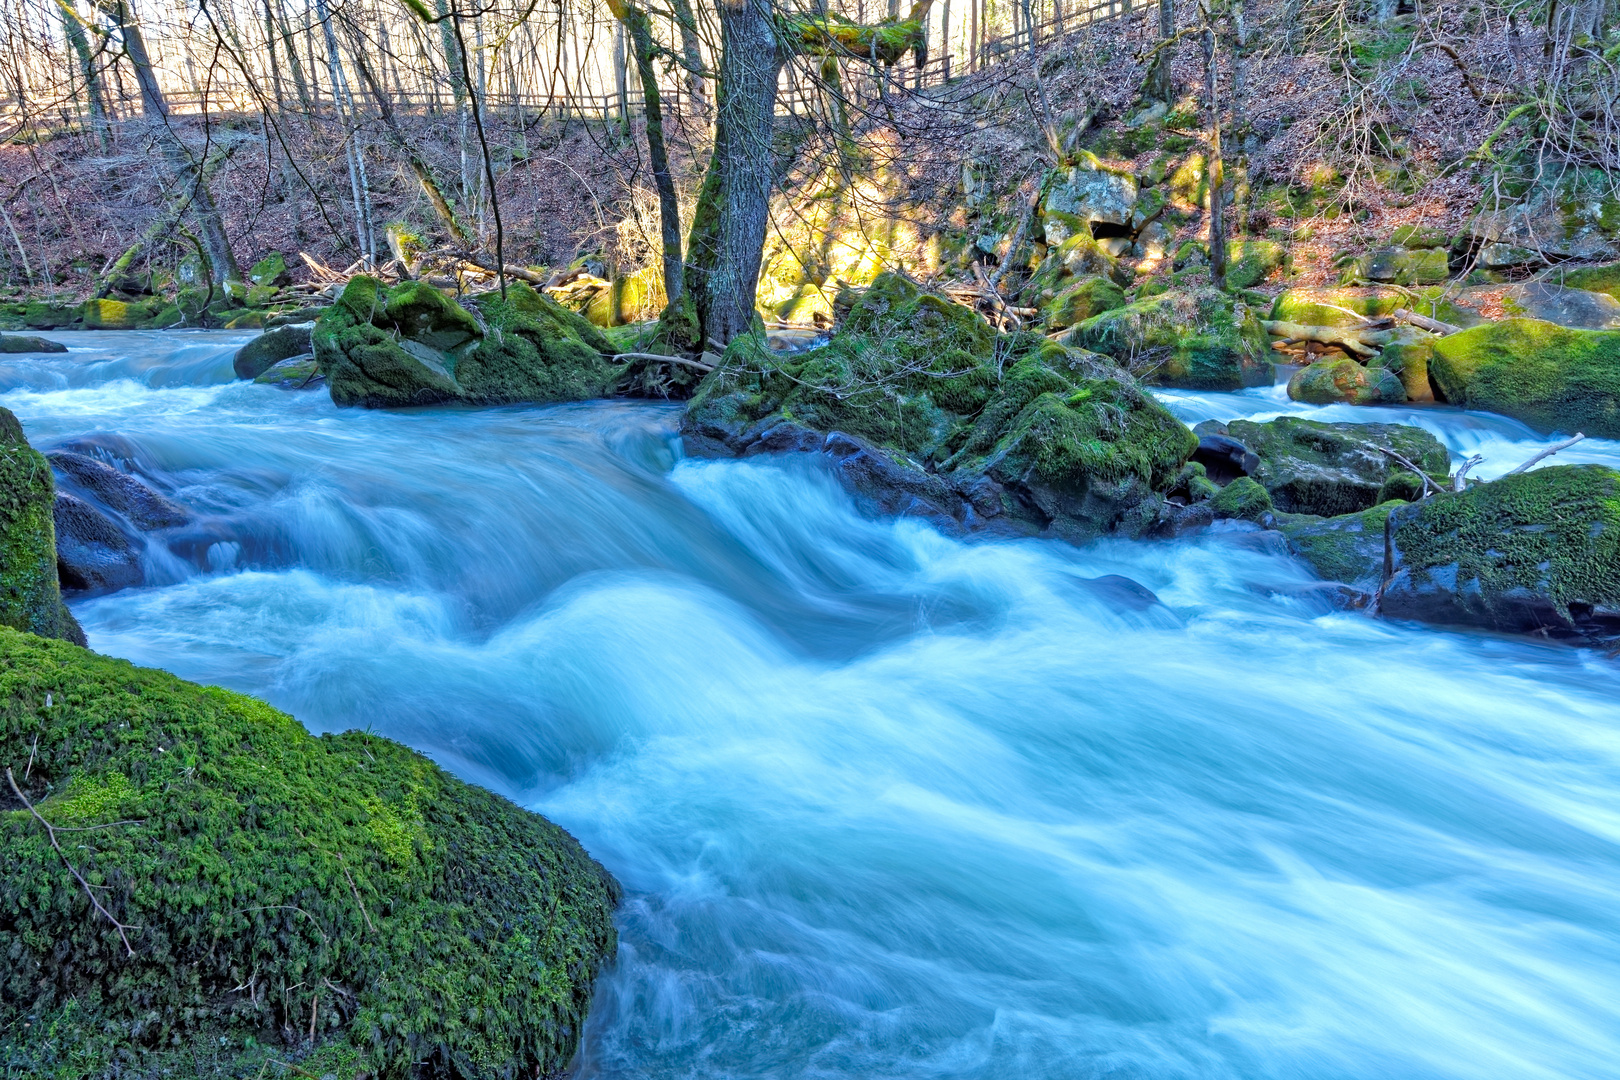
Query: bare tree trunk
[[1201, 3, 1226, 290], [97, 0, 240, 285], [317, 0, 374, 263], [1230, 0, 1246, 132], [1145, 0, 1176, 100], [55, 0, 109, 148], [688, 0, 784, 345]]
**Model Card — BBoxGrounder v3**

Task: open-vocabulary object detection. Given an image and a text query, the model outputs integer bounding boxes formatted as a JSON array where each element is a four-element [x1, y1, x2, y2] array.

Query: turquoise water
[[7, 332, 1620, 1079]]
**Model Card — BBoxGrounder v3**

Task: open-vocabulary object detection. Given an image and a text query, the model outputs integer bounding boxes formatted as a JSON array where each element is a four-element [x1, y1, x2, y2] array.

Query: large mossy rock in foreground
[[1066, 286, 1272, 391], [313, 277, 622, 408], [684, 272, 1196, 540], [0, 407, 83, 644], [1381, 466, 1620, 641], [1429, 319, 1620, 439], [0, 630, 620, 1079]]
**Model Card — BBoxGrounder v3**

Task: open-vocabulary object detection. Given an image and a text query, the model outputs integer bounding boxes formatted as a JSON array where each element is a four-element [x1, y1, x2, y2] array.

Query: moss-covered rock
[[1277, 501, 1402, 589], [1224, 239, 1287, 290], [1209, 475, 1274, 521], [1041, 275, 1126, 330], [1560, 262, 1620, 301], [82, 298, 163, 330], [23, 302, 81, 330], [1428, 318, 1620, 438], [313, 278, 620, 409], [1068, 287, 1271, 390], [234, 322, 314, 380], [0, 333, 67, 353], [1381, 465, 1620, 641], [1346, 245, 1450, 286], [1371, 332, 1436, 402], [1288, 356, 1408, 405], [0, 629, 619, 1080], [254, 355, 323, 389], [248, 251, 290, 287], [1224, 416, 1450, 517], [1268, 286, 1480, 330], [0, 408, 83, 644], [683, 272, 1194, 539]]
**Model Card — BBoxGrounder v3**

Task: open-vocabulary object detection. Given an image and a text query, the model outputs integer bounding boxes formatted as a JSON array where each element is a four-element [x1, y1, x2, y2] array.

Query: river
[[6, 330, 1620, 1080]]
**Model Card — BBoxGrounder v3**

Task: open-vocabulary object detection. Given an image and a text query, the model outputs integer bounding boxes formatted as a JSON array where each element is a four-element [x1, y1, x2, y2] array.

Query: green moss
[[1279, 501, 1402, 587], [0, 628, 620, 1080], [1288, 356, 1408, 405], [1386, 465, 1620, 623], [1560, 262, 1620, 301], [81, 299, 152, 330], [248, 251, 289, 287], [1228, 416, 1449, 517], [1429, 319, 1620, 438], [23, 302, 81, 330], [1209, 476, 1274, 521], [1224, 239, 1287, 290], [1041, 276, 1125, 330], [456, 284, 623, 405], [0, 408, 82, 644]]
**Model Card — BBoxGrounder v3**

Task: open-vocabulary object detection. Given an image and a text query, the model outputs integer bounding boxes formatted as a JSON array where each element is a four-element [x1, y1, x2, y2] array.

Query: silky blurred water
[[7, 332, 1620, 1079]]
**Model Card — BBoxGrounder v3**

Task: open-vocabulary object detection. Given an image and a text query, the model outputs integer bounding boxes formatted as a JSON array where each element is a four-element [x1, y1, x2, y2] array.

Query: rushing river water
[[7, 331, 1620, 1079]]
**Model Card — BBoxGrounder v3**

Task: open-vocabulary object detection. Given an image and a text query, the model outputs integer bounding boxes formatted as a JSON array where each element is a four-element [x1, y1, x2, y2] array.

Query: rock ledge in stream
[[682, 272, 1196, 541], [313, 276, 623, 408], [0, 628, 621, 1080]]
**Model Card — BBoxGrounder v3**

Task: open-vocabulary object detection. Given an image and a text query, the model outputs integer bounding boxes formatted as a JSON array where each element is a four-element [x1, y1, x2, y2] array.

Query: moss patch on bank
[[1429, 319, 1620, 438], [0, 630, 620, 1080], [0, 407, 83, 645]]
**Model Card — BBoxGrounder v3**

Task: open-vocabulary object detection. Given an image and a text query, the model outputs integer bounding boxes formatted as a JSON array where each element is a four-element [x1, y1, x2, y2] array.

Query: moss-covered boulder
[[1223, 416, 1450, 517], [248, 251, 290, 287], [1067, 287, 1271, 390], [1278, 501, 1403, 590], [0, 333, 67, 354], [1429, 318, 1620, 438], [234, 322, 314, 380], [313, 277, 621, 409], [1288, 356, 1408, 405], [683, 272, 1195, 539], [1268, 286, 1480, 331], [1371, 332, 1436, 402], [82, 298, 165, 330], [1224, 239, 1287, 290], [1346, 245, 1450, 286], [23, 302, 82, 330], [0, 408, 83, 644], [1560, 262, 1620, 301], [1041, 276, 1126, 330], [255, 355, 324, 389], [1380, 465, 1620, 642], [0, 629, 620, 1080]]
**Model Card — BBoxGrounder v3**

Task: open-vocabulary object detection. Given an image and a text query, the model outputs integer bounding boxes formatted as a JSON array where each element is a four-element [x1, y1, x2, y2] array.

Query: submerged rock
[[684, 272, 1195, 541], [1218, 417, 1450, 518], [52, 491, 143, 592], [1067, 287, 1272, 390], [254, 354, 323, 388], [0, 408, 83, 643], [1381, 465, 1620, 643], [234, 321, 314, 379], [0, 628, 621, 1080], [1429, 318, 1620, 439], [313, 277, 622, 408], [47, 451, 189, 530]]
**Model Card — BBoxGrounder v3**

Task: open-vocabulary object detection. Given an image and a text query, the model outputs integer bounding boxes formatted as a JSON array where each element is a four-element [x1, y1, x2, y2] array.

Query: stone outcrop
[[0, 407, 83, 643]]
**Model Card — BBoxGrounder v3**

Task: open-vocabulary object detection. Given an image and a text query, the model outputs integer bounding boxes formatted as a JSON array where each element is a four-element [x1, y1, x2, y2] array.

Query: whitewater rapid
[[7, 331, 1620, 1079]]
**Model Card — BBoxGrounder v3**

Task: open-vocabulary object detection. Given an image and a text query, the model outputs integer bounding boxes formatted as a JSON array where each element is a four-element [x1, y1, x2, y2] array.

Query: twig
[[6, 767, 139, 956], [1361, 442, 1447, 497], [1505, 433, 1584, 475]]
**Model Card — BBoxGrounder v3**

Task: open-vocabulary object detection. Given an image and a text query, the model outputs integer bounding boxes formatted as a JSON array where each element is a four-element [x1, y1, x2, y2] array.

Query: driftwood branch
[[1262, 319, 1394, 357], [1393, 307, 1464, 335], [1506, 433, 1585, 475], [614, 352, 716, 372], [1361, 442, 1447, 497], [1453, 453, 1485, 491], [6, 766, 140, 956]]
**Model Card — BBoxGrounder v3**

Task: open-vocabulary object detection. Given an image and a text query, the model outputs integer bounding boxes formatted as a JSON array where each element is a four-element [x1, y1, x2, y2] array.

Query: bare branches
[[1506, 432, 1585, 475]]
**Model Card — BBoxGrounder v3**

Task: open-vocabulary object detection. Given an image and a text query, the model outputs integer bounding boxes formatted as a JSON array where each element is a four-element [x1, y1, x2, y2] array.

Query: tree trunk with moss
[[56, 0, 109, 148], [611, 0, 684, 306], [98, 0, 240, 286], [1202, 7, 1227, 290], [687, 0, 784, 346]]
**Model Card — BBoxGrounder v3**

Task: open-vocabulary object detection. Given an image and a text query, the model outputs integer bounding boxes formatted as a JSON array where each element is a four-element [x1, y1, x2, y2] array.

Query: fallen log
[[1392, 307, 1464, 336], [1260, 319, 1395, 358], [614, 351, 716, 372]]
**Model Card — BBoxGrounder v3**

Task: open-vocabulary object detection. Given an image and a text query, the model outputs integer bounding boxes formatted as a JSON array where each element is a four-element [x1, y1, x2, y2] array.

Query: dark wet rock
[[684, 272, 1196, 541], [47, 451, 188, 530], [1191, 431, 1259, 484], [0, 408, 83, 643], [1219, 417, 1450, 518], [1073, 574, 1165, 612], [234, 322, 314, 379], [1380, 465, 1620, 644], [1429, 319, 1620, 439], [0, 333, 67, 354], [52, 491, 143, 593], [1277, 501, 1400, 591], [254, 354, 323, 389]]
